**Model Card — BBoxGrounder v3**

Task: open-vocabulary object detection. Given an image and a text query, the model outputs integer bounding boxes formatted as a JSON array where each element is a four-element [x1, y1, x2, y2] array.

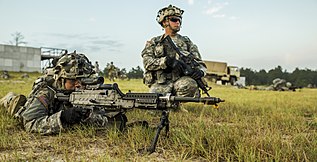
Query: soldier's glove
[[61, 107, 87, 125], [165, 56, 175, 68], [165, 57, 184, 73], [191, 70, 204, 80]]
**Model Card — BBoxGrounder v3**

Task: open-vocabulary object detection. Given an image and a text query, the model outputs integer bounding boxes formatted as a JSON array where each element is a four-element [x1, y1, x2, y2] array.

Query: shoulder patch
[[37, 95, 49, 109]]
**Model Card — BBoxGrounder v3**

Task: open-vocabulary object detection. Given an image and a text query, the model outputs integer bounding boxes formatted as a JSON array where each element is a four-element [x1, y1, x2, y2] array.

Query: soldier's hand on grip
[[191, 70, 204, 80], [165, 57, 184, 73], [61, 107, 87, 125], [165, 56, 175, 68]]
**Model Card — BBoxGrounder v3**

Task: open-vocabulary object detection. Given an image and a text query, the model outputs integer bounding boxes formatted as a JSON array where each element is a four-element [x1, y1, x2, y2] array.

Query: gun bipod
[[147, 110, 170, 153]]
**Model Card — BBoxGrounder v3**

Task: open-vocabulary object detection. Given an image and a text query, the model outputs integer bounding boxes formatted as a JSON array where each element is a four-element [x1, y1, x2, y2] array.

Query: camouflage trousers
[[108, 72, 117, 81], [149, 76, 200, 97]]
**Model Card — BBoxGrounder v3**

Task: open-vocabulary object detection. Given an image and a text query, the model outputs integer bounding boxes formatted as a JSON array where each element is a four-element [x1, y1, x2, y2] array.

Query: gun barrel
[[160, 95, 224, 105]]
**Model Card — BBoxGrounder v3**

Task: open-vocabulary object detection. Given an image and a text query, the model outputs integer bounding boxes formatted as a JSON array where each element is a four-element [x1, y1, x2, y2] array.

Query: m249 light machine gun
[[56, 77, 224, 153]]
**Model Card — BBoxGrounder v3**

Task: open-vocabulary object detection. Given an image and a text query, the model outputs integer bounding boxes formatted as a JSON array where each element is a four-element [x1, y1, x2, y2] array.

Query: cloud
[[203, 2, 229, 17], [47, 33, 108, 40], [39, 33, 123, 53], [89, 17, 96, 22], [229, 16, 239, 20], [91, 40, 123, 48], [212, 14, 226, 18], [187, 0, 194, 5]]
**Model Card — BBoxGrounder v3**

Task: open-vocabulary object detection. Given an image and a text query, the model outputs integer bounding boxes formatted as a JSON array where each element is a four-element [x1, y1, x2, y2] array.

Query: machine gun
[[163, 35, 212, 96], [56, 77, 224, 153]]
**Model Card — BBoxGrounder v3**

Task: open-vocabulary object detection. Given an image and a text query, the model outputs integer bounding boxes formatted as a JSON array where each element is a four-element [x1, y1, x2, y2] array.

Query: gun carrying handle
[[113, 83, 125, 97]]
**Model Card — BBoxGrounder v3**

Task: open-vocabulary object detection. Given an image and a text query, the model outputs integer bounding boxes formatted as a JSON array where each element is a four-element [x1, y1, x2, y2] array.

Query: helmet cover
[[156, 5, 184, 26]]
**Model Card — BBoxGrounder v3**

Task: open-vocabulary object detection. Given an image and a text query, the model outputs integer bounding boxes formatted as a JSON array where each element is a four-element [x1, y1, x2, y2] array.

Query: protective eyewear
[[169, 17, 182, 23]]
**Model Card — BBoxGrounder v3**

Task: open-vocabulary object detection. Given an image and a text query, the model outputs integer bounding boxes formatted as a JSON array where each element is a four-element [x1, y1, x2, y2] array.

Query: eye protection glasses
[[169, 17, 182, 23]]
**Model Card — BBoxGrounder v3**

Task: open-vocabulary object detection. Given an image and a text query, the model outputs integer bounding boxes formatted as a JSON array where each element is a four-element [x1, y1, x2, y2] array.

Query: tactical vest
[[143, 35, 192, 86]]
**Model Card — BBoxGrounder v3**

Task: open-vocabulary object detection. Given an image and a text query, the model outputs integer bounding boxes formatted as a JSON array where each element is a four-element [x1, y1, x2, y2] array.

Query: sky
[[0, 0, 316, 72]]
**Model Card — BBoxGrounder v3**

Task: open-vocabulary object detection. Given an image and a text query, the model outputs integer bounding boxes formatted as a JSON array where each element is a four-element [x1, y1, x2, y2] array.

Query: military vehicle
[[203, 60, 240, 85]]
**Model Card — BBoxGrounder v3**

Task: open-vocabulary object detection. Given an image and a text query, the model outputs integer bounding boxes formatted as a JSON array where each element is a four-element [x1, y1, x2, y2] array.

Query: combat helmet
[[52, 51, 95, 89], [156, 4, 184, 27]]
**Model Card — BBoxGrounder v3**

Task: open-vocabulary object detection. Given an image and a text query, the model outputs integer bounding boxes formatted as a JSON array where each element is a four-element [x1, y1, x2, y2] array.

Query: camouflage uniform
[[142, 34, 205, 97], [0, 52, 126, 135], [94, 61, 100, 76], [142, 5, 206, 97], [107, 62, 117, 81]]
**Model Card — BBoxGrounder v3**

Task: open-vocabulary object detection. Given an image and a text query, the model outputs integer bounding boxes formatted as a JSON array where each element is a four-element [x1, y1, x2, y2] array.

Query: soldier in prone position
[[0, 51, 126, 135], [141, 5, 207, 98]]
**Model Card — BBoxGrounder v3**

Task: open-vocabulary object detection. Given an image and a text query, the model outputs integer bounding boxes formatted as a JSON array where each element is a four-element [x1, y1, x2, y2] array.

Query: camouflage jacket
[[20, 76, 64, 135], [19, 76, 115, 135], [107, 64, 116, 72], [141, 34, 206, 85]]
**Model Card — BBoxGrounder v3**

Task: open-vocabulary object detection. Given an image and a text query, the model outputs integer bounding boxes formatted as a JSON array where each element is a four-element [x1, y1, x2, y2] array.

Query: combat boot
[[8, 95, 27, 116], [0, 92, 16, 108], [1, 92, 27, 116]]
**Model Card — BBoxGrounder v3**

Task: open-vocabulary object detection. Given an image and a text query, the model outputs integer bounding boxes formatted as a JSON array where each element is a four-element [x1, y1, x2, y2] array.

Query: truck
[[203, 60, 240, 85]]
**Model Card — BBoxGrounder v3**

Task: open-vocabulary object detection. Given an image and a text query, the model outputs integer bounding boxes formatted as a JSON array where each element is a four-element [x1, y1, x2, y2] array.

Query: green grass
[[1, 72, 317, 161]]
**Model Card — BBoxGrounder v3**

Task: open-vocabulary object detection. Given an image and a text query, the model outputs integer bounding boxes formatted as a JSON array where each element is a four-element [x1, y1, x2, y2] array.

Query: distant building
[[0, 44, 65, 72], [0, 44, 41, 72]]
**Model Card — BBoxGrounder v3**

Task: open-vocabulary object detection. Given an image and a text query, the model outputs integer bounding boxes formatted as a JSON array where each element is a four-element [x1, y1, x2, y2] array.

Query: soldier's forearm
[[143, 56, 167, 71]]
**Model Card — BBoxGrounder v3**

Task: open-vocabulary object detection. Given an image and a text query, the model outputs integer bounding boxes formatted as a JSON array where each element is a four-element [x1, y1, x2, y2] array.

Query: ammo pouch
[[156, 70, 174, 84], [156, 70, 166, 84], [143, 71, 155, 86], [143, 70, 172, 85]]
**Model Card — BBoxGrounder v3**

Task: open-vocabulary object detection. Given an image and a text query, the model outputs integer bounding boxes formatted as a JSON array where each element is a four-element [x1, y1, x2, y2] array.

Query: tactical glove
[[165, 57, 184, 73], [173, 60, 185, 74], [165, 56, 175, 68], [191, 70, 204, 80], [61, 107, 86, 125]]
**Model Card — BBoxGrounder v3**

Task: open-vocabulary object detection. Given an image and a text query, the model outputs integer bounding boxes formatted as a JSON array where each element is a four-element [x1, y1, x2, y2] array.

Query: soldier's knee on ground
[[174, 76, 199, 97]]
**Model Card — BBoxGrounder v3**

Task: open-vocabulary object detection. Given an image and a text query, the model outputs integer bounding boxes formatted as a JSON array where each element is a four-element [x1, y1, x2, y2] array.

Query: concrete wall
[[0, 44, 41, 72]]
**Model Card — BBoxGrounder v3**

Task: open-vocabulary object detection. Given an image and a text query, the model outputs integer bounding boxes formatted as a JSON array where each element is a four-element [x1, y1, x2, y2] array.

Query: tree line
[[240, 66, 317, 87], [99, 65, 317, 88], [101, 65, 144, 79]]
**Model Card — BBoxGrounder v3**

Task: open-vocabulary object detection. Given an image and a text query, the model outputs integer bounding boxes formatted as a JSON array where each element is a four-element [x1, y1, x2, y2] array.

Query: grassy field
[[0, 72, 317, 161]]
